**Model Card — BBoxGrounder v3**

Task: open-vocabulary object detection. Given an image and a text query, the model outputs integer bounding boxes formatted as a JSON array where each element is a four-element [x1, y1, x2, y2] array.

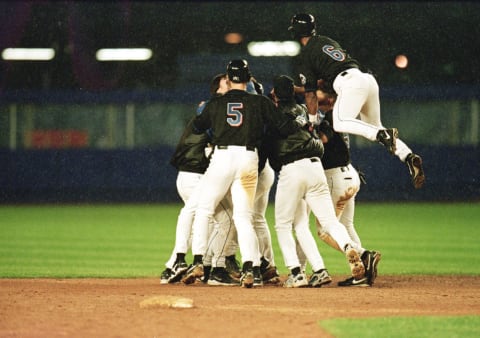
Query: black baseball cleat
[[376, 128, 398, 155], [361, 250, 382, 286], [160, 268, 173, 285], [168, 261, 189, 284], [337, 276, 370, 287], [253, 266, 263, 287], [202, 265, 212, 284], [225, 255, 242, 279], [207, 267, 239, 286], [405, 153, 425, 189]]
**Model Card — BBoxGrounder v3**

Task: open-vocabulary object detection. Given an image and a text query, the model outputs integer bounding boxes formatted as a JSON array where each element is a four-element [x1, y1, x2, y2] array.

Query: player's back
[[203, 89, 272, 149]]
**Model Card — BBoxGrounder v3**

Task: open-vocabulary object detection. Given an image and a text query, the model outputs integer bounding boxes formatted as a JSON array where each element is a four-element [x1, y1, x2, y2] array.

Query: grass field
[[1, 202, 479, 337], [1, 202, 479, 277]]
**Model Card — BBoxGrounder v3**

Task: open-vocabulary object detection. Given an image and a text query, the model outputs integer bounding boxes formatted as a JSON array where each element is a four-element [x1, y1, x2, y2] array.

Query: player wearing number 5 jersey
[[289, 13, 425, 189], [185, 59, 304, 288]]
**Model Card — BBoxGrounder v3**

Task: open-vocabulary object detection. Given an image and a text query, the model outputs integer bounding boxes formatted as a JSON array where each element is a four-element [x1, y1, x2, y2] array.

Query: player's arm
[[304, 90, 319, 118], [294, 85, 305, 95], [192, 102, 212, 134], [262, 99, 305, 137]]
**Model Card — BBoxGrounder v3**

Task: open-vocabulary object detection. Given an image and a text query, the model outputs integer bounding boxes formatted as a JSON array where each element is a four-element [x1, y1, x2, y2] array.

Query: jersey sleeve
[[192, 102, 212, 134], [262, 99, 302, 137]]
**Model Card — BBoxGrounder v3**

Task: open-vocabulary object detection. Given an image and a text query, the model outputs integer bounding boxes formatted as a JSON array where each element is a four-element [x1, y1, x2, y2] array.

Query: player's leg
[[202, 219, 218, 283], [164, 171, 203, 283], [326, 165, 362, 251], [293, 199, 332, 287], [171, 172, 203, 258], [216, 148, 260, 287], [332, 69, 381, 141], [253, 162, 276, 265], [274, 163, 309, 288], [362, 74, 425, 188], [304, 162, 365, 280], [293, 200, 326, 273], [206, 199, 239, 286], [183, 151, 234, 284], [218, 192, 241, 279], [253, 163, 280, 283]]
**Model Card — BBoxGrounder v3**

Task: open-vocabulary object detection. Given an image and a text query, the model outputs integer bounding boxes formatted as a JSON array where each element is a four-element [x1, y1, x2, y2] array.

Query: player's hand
[[317, 120, 334, 141], [318, 132, 329, 143], [204, 144, 213, 158], [295, 115, 308, 127]]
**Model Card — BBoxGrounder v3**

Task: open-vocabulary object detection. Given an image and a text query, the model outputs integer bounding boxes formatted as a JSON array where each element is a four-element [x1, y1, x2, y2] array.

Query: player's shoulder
[[254, 94, 276, 108], [310, 34, 341, 48]]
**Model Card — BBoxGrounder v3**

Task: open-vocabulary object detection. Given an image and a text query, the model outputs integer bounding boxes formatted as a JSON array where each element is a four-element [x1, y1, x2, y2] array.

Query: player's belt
[[325, 165, 351, 174], [284, 156, 321, 166], [217, 145, 256, 152]]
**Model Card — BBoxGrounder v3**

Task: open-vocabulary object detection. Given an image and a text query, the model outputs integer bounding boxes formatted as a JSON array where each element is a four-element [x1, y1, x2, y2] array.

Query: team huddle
[[160, 13, 425, 288]]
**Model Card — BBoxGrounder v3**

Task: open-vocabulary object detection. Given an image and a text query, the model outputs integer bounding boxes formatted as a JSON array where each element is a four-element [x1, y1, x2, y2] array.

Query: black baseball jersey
[[316, 110, 350, 170], [294, 35, 360, 92], [170, 117, 210, 174], [267, 99, 324, 172], [193, 89, 300, 150]]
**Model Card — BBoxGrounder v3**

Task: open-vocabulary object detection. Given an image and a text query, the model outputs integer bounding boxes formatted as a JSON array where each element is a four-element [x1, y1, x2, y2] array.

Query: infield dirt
[[1, 276, 479, 337]]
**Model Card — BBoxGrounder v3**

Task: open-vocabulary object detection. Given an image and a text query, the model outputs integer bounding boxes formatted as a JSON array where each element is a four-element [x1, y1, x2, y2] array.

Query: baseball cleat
[[261, 265, 280, 282], [160, 268, 173, 285], [202, 265, 211, 283], [225, 255, 242, 279], [376, 128, 398, 155], [168, 261, 189, 284], [362, 250, 382, 286], [207, 267, 239, 286], [337, 276, 370, 287], [181, 263, 204, 285], [405, 153, 425, 189], [240, 270, 254, 288], [308, 269, 332, 288], [253, 266, 263, 287], [345, 245, 366, 280], [283, 273, 309, 288]]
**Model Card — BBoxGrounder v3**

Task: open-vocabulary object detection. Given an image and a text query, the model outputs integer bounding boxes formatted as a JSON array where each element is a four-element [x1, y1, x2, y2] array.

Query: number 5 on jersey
[[227, 103, 244, 127]]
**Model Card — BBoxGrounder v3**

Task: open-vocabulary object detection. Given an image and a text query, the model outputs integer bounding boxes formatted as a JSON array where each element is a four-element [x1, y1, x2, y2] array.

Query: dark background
[[1, 1, 478, 203], [1, 1, 479, 91]]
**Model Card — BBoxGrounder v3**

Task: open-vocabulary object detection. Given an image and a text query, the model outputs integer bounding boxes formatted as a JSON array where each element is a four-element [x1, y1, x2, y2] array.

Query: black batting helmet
[[226, 59, 251, 83], [288, 13, 316, 40]]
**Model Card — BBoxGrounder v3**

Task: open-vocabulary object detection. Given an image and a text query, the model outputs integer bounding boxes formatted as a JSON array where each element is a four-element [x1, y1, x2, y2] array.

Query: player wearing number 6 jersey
[[289, 13, 425, 189]]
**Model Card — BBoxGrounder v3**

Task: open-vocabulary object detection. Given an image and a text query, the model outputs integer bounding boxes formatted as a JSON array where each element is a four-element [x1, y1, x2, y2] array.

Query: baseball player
[[160, 73, 237, 285], [182, 59, 304, 288], [268, 75, 366, 287], [288, 13, 425, 189], [314, 89, 381, 286], [203, 76, 280, 286], [248, 77, 281, 283]]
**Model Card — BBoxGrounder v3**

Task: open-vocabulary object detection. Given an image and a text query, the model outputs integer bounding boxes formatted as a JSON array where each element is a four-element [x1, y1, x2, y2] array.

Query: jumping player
[[288, 13, 425, 189]]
